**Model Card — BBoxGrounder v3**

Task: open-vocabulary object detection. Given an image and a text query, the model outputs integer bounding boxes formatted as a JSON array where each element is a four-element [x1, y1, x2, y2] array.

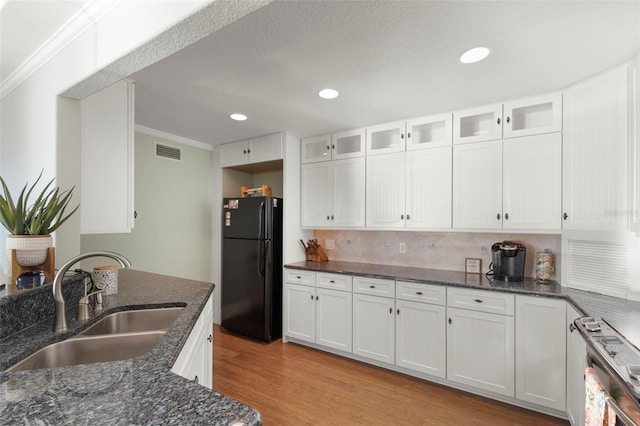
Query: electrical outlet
[[481, 245, 489, 252], [326, 239, 335, 250], [427, 243, 435, 249], [399, 242, 406, 253], [346, 240, 352, 245], [384, 241, 390, 247]]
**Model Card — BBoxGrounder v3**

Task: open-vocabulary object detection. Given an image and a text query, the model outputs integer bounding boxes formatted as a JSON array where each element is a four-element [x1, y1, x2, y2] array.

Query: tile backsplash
[[313, 230, 561, 279]]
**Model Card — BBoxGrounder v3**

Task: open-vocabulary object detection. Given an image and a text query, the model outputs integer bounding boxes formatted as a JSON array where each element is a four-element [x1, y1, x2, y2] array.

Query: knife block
[[306, 245, 328, 262]]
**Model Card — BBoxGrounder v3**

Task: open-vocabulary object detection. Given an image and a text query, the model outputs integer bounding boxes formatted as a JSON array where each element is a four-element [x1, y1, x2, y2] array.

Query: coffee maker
[[491, 241, 526, 282]]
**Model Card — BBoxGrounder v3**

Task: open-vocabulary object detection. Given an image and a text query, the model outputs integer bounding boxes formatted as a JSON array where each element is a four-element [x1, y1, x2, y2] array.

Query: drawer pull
[[296, 276, 301, 279], [369, 285, 376, 289], [416, 291, 423, 296], [329, 280, 335, 283], [474, 299, 483, 303]]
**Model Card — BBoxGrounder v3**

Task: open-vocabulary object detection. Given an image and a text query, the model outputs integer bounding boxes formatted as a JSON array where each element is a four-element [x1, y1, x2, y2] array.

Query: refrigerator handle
[[257, 239, 267, 278], [258, 201, 265, 240]]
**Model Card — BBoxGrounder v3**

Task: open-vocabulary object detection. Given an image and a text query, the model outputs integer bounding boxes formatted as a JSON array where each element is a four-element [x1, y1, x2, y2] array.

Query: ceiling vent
[[155, 143, 181, 161]]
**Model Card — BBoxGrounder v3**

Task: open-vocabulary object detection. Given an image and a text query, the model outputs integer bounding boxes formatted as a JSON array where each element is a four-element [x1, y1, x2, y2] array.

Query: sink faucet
[[52, 251, 131, 333]]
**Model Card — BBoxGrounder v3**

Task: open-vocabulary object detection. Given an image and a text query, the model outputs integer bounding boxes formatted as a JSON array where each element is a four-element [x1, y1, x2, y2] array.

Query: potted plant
[[0, 171, 79, 267]]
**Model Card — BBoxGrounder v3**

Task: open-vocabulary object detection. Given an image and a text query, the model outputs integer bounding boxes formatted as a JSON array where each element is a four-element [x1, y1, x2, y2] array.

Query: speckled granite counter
[[0, 269, 261, 426], [285, 260, 640, 350]]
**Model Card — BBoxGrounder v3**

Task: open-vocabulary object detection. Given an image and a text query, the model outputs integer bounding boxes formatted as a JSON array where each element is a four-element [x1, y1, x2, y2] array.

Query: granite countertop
[[285, 260, 640, 350], [0, 269, 261, 426]]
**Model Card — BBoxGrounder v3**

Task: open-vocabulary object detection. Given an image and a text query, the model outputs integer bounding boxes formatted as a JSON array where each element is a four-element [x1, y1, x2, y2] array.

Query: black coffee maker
[[491, 241, 526, 282]]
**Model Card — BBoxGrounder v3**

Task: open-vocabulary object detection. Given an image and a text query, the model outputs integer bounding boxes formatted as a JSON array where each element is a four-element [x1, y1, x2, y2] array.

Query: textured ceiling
[[130, 0, 640, 146]]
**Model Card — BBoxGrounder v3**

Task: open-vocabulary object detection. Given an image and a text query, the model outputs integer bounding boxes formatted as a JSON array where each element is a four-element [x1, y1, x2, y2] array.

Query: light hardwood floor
[[213, 325, 568, 426]]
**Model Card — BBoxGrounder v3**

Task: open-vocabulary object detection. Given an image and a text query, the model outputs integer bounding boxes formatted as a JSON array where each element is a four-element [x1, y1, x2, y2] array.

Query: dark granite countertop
[[0, 269, 261, 426], [285, 260, 640, 350]]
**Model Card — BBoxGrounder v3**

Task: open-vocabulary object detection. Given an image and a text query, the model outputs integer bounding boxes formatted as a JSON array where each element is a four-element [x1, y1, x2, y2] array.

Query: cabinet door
[[353, 293, 395, 365], [332, 128, 365, 160], [220, 140, 249, 167], [248, 133, 283, 164], [302, 135, 332, 164], [562, 65, 628, 231], [503, 92, 562, 138], [447, 307, 515, 397], [453, 103, 503, 144], [367, 121, 406, 155], [283, 283, 316, 343], [366, 152, 406, 228], [515, 296, 566, 411], [502, 133, 562, 230], [332, 157, 365, 227], [316, 287, 352, 352], [81, 80, 134, 234], [452, 140, 502, 229], [396, 300, 446, 378], [406, 146, 452, 229], [566, 305, 587, 426], [407, 113, 452, 150], [301, 162, 333, 228]]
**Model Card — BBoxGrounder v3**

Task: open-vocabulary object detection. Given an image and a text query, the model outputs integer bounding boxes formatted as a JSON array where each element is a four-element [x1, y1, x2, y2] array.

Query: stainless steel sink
[[81, 307, 185, 335], [6, 331, 166, 372]]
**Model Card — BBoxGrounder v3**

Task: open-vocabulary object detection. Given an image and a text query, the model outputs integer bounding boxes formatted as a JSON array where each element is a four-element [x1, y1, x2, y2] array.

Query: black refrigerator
[[221, 196, 283, 342]]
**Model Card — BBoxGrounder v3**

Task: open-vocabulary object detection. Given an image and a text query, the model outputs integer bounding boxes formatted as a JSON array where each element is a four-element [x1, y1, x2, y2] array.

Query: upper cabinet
[[366, 114, 452, 156], [453, 92, 562, 144], [562, 65, 629, 231], [220, 133, 283, 168], [301, 129, 364, 164], [81, 80, 135, 234]]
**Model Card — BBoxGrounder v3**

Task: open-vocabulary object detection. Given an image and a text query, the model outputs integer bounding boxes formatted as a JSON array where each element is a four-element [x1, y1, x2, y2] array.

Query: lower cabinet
[[566, 305, 587, 426], [316, 286, 352, 352], [171, 293, 213, 389], [284, 282, 316, 343], [515, 295, 567, 411], [352, 277, 395, 365]]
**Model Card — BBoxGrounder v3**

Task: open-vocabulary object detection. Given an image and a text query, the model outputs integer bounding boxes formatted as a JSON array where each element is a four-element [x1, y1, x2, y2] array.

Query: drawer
[[284, 269, 316, 286], [447, 287, 514, 316], [317, 273, 352, 291], [353, 276, 395, 297], [396, 281, 446, 305]]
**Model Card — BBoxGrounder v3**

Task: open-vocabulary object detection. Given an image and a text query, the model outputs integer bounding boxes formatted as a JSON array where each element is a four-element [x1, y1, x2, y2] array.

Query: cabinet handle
[[327, 215, 330, 221], [329, 280, 335, 283], [389, 307, 393, 314], [496, 213, 501, 220], [194, 375, 199, 384], [310, 294, 314, 300], [401, 133, 404, 140], [504, 213, 509, 220], [401, 214, 404, 220], [416, 291, 423, 295], [474, 299, 484, 303], [369, 285, 376, 289], [406, 214, 410, 220], [569, 323, 576, 333], [506, 116, 511, 124], [332, 144, 336, 150], [247, 148, 251, 154], [496, 117, 501, 125], [243, 149, 247, 154], [326, 145, 331, 151], [296, 276, 301, 279], [407, 132, 411, 139], [397, 308, 400, 315], [316, 295, 319, 301], [563, 212, 568, 220], [207, 334, 212, 343], [331, 215, 334, 220], [448, 318, 452, 325]]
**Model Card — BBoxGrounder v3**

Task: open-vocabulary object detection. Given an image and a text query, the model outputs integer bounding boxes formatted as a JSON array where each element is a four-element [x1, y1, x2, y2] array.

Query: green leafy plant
[[0, 171, 79, 235]]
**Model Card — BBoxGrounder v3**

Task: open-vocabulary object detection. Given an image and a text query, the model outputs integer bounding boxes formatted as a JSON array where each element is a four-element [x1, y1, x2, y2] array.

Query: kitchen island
[[0, 269, 261, 425]]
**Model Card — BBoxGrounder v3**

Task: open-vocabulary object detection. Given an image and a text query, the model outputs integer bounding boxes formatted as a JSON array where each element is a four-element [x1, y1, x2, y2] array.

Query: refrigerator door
[[221, 237, 270, 340], [223, 197, 273, 240]]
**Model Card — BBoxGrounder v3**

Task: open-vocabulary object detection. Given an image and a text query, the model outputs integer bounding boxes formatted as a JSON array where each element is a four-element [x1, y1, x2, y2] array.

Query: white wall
[[81, 130, 213, 282]]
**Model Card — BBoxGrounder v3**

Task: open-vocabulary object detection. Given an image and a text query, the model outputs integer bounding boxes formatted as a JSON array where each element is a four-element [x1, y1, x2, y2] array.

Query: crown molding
[[135, 125, 213, 151], [0, 0, 116, 99]]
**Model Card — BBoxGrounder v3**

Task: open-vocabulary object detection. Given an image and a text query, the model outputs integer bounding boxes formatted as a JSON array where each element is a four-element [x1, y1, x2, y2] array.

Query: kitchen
[[2, 0, 640, 424]]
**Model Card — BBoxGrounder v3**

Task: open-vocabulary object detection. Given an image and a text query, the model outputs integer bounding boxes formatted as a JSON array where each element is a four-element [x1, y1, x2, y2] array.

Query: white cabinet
[[395, 281, 446, 378], [220, 133, 283, 168], [453, 134, 562, 230], [172, 293, 214, 389], [562, 65, 629, 231], [446, 288, 515, 397], [454, 103, 503, 144], [367, 121, 406, 155], [367, 114, 453, 155], [283, 270, 352, 352], [503, 92, 562, 138], [566, 305, 587, 426], [367, 148, 452, 229], [352, 277, 395, 365], [302, 130, 365, 163], [301, 157, 365, 228], [453, 140, 502, 229], [81, 80, 135, 234], [515, 295, 566, 411]]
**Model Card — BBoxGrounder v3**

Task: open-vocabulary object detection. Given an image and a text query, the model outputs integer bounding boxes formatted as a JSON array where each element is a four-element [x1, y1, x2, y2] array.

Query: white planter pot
[[6, 235, 53, 266]]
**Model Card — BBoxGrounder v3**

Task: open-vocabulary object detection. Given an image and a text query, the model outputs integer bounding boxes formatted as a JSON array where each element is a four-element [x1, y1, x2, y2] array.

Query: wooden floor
[[213, 325, 568, 426]]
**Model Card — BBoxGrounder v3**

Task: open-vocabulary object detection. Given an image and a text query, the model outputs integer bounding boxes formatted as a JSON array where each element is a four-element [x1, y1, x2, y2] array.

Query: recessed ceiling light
[[318, 88, 339, 99], [230, 113, 247, 121], [460, 47, 490, 64]]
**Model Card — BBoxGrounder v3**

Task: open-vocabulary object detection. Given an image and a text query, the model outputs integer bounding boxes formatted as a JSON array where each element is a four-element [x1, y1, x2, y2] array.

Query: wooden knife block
[[306, 245, 328, 262]]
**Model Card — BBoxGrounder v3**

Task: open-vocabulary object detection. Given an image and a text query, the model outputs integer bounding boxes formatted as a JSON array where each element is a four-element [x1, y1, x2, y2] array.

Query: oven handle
[[587, 352, 640, 426]]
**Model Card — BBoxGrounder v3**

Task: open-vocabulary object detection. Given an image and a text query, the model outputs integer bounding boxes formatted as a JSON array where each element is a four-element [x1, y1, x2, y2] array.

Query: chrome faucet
[[52, 251, 131, 333]]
